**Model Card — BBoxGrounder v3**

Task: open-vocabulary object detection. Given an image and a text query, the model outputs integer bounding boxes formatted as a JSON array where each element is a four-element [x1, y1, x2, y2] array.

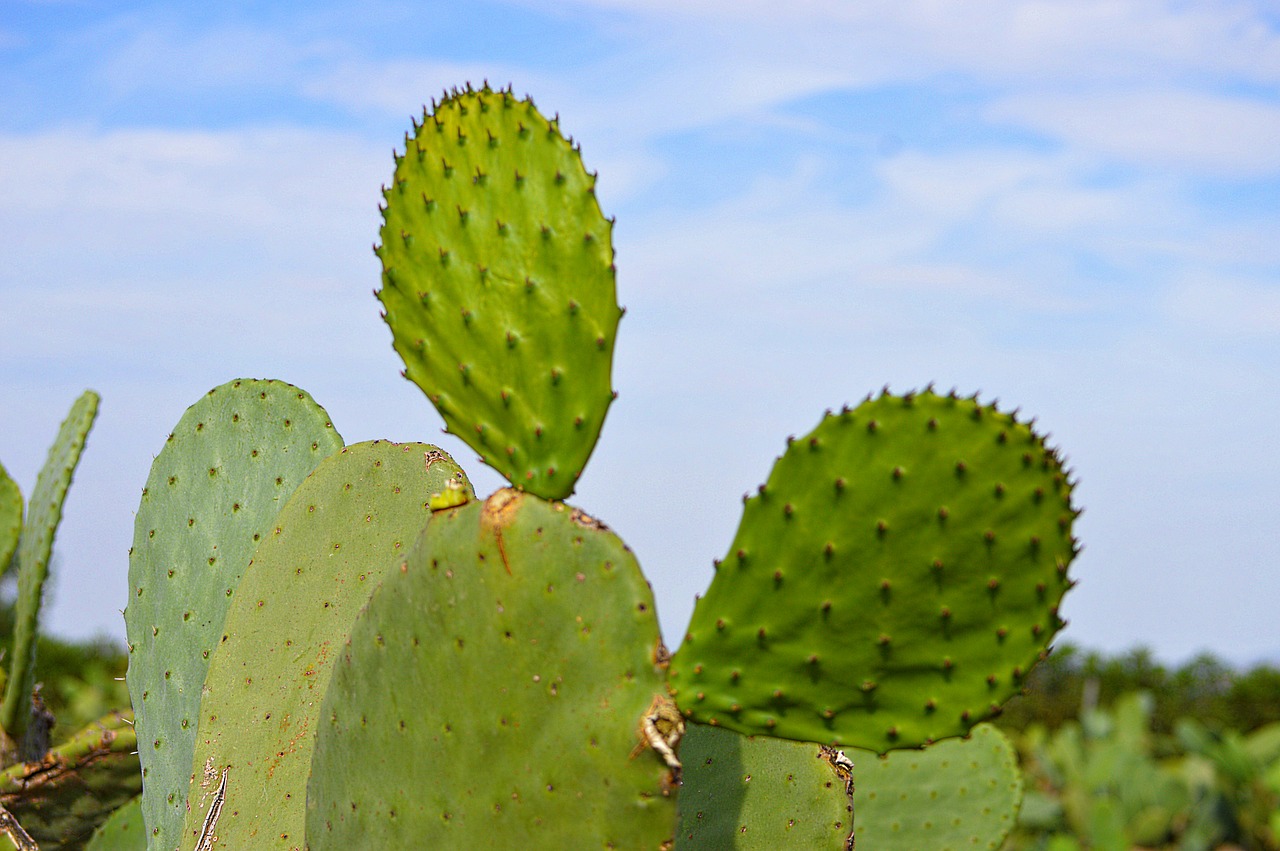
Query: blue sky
[[2, 1, 1278, 664]]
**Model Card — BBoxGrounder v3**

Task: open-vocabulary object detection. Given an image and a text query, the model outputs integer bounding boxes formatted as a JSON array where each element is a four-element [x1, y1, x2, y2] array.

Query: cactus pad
[[86, 797, 145, 851], [853, 723, 1022, 850], [675, 722, 854, 849], [125, 378, 342, 849], [1, 390, 99, 744], [305, 490, 675, 849], [0, 462, 20, 579], [668, 390, 1078, 751], [377, 84, 621, 500], [179, 441, 470, 850]]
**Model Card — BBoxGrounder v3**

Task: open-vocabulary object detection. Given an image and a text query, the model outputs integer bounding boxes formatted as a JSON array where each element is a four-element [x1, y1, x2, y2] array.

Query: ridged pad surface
[[179, 441, 469, 850], [125, 379, 342, 849], [676, 722, 853, 849], [305, 490, 674, 849], [377, 84, 620, 499], [669, 390, 1077, 751], [853, 723, 1022, 849]]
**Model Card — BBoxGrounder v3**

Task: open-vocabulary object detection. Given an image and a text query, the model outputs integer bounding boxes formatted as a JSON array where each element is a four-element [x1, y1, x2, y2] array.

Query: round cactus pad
[[377, 84, 621, 500], [125, 379, 342, 849], [668, 390, 1078, 752], [853, 723, 1022, 850], [305, 491, 675, 850], [179, 441, 470, 850], [676, 722, 854, 850]]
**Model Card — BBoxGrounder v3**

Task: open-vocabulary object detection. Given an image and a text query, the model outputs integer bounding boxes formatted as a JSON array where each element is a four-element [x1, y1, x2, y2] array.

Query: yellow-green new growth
[[377, 83, 621, 501]]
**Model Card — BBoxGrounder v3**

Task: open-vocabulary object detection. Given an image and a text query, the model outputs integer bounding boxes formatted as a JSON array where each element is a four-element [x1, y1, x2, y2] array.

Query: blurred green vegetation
[[998, 643, 1280, 736], [0, 587, 129, 748], [999, 645, 1280, 851]]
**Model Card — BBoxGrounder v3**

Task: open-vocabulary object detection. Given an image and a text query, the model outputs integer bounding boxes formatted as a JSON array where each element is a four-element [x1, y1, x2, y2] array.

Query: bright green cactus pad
[[853, 723, 1022, 850], [179, 441, 469, 850], [377, 83, 620, 500], [305, 490, 674, 849], [125, 378, 342, 850], [1, 389, 99, 744], [675, 722, 854, 850], [668, 390, 1078, 752], [0, 461, 20, 578], [86, 797, 145, 851]]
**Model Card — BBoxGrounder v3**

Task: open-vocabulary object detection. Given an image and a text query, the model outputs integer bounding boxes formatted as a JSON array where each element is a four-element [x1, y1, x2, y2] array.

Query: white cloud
[[560, 0, 1280, 83], [551, 0, 1280, 86], [1164, 273, 1280, 335], [987, 89, 1280, 176], [0, 125, 385, 264]]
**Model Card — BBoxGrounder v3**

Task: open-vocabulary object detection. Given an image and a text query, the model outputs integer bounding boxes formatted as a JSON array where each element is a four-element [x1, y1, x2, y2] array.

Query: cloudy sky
[[2, 1, 1277, 664]]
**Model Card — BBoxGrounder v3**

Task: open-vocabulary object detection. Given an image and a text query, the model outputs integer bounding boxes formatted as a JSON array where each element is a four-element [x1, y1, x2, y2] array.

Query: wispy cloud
[[987, 89, 1280, 176]]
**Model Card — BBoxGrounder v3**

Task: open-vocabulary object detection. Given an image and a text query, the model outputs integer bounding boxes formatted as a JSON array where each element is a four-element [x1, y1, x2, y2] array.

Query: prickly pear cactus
[[0, 462, 20, 578], [675, 723, 854, 849], [377, 84, 620, 500], [1, 389, 99, 748], [86, 797, 145, 851], [668, 389, 1078, 752], [180, 441, 470, 850], [125, 379, 342, 849], [853, 723, 1022, 850], [305, 490, 675, 850]]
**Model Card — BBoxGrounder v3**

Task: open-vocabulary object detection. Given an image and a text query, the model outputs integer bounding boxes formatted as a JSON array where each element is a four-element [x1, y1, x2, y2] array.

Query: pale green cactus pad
[[305, 490, 675, 849], [179, 441, 470, 850], [377, 84, 620, 500], [1, 389, 99, 745], [675, 722, 854, 850], [669, 389, 1078, 752], [0, 461, 20, 579], [125, 378, 342, 850], [853, 723, 1022, 850]]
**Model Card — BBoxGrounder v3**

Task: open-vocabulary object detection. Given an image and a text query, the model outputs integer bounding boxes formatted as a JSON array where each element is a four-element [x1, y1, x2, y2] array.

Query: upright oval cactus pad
[[124, 379, 342, 850], [305, 490, 675, 850], [1, 389, 99, 746], [853, 723, 1022, 850], [179, 441, 470, 850], [377, 84, 621, 500], [669, 390, 1078, 752], [676, 722, 854, 850]]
